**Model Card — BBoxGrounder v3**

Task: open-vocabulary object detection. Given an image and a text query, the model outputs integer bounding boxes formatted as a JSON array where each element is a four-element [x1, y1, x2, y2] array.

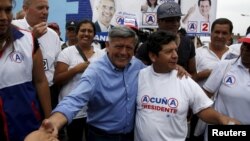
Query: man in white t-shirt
[[134, 30, 240, 141]]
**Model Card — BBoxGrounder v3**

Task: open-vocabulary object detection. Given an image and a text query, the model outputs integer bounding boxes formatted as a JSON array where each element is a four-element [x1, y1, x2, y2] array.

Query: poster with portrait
[[140, 0, 180, 28], [91, 0, 141, 42], [180, 0, 217, 36], [91, 0, 181, 42]]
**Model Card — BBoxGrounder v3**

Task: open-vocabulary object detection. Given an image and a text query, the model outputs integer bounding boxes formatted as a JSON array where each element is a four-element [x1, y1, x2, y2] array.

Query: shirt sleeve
[[203, 61, 231, 94], [187, 77, 213, 114], [52, 65, 96, 124]]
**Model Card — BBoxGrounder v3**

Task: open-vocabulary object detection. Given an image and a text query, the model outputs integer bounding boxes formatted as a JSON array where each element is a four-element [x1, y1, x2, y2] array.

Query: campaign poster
[[180, 0, 217, 36], [92, 0, 180, 42]]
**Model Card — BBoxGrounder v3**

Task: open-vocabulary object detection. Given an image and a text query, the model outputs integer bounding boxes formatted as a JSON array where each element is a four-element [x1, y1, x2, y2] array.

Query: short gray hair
[[23, 0, 32, 6], [108, 26, 138, 45]]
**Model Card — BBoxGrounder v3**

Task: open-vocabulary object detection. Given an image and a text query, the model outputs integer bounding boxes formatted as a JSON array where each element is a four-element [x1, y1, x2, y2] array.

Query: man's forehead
[[100, 0, 115, 5]]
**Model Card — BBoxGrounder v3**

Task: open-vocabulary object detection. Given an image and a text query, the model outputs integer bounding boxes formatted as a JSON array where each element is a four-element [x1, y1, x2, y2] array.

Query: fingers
[[176, 65, 190, 79], [40, 119, 54, 133], [24, 130, 58, 141], [32, 22, 48, 38]]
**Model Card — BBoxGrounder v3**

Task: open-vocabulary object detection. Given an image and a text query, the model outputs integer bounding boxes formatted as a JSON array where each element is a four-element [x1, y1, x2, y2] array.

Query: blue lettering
[[15, 54, 21, 62], [94, 34, 108, 42], [117, 18, 124, 25], [226, 77, 233, 83], [162, 98, 168, 105], [150, 97, 156, 103], [147, 16, 154, 23], [155, 98, 161, 104], [190, 23, 195, 30], [142, 96, 149, 102], [150, 97, 168, 105], [169, 100, 177, 107]]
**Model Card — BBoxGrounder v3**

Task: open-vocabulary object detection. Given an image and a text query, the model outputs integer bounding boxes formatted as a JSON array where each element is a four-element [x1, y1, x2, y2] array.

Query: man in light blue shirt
[[24, 26, 188, 141], [29, 26, 144, 141]]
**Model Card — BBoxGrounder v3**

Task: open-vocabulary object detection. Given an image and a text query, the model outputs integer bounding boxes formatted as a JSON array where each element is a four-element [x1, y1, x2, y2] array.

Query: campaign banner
[[180, 0, 217, 36], [13, 0, 213, 40], [91, 0, 180, 41]]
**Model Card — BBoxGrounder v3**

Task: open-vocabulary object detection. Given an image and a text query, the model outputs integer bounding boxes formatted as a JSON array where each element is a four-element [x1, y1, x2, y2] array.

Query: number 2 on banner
[[201, 22, 210, 32]]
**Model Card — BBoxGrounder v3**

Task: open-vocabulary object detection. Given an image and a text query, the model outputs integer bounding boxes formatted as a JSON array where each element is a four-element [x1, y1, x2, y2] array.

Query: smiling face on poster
[[92, 0, 141, 42], [92, 0, 116, 33], [92, 0, 182, 42], [181, 0, 217, 36]]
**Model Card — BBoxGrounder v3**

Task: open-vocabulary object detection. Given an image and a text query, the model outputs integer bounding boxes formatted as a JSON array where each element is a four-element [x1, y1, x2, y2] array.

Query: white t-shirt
[[203, 59, 250, 141], [57, 45, 105, 118], [195, 45, 239, 86], [229, 43, 241, 55], [204, 59, 250, 124], [12, 18, 61, 86], [146, 5, 159, 12], [135, 66, 213, 141]]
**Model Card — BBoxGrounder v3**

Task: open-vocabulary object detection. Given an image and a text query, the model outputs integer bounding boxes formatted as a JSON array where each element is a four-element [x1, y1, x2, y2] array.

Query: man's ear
[[105, 41, 110, 52], [148, 52, 155, 63], [22, 6, 27, 13]]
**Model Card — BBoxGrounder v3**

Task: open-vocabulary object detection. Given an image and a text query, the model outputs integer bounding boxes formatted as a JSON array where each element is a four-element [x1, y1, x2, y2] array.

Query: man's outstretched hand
[[24, 119, 59, 141]]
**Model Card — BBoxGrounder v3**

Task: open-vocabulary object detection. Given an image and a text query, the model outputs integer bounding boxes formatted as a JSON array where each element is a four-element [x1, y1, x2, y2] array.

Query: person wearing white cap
[[202, 33, 250, 141]]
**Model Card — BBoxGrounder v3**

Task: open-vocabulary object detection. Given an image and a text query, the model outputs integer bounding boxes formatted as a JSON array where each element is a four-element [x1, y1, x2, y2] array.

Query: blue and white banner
[[13, 0, 216, 41]]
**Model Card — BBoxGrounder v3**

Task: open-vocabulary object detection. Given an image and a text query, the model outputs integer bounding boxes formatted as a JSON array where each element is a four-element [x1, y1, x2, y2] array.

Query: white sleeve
[[195, 48, 202, 72], [56, 48, 70, 65], [203, 61, 231, 94], [187, 78, 213, 114]]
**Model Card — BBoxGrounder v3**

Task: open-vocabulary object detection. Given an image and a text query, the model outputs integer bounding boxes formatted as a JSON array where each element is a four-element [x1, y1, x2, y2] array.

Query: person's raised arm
[[182, 4, 196, 24], [31, 22, 48, 38], [54, 61, 89, 85]]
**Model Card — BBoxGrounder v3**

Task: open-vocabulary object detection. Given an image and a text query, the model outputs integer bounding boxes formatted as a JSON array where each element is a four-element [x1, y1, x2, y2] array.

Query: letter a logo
[[223, 75, 236, 86]]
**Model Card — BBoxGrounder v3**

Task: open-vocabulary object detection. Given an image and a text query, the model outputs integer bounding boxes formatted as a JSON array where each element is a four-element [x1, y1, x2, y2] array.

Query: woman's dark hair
[[75, 19, 96, 36], [147, 0, 158, 7]]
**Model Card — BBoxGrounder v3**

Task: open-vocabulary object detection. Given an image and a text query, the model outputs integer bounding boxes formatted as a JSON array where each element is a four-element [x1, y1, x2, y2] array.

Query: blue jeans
[[87, 124, 134, 141]]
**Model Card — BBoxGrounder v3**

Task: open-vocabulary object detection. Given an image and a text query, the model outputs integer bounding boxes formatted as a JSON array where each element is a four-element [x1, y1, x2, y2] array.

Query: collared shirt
[[53, 53, 145, 134], [203, 58, 250, 141], [195, 45, 239, 86], [57, 46, 105, 119], [12, 18, 61, 86], [0, 26, 42, 141], [97, 21, 111, 32]]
